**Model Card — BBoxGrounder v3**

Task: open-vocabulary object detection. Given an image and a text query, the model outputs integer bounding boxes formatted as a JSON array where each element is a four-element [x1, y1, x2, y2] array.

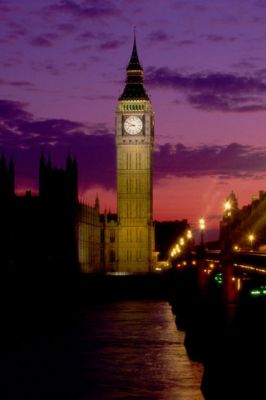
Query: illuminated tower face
[[116, 37, 154, 273]]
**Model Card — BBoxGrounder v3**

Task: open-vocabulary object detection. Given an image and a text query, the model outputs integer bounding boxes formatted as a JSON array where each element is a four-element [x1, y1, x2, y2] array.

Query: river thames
[[0, 298, 203, 399], [77, 300, 203, 399]]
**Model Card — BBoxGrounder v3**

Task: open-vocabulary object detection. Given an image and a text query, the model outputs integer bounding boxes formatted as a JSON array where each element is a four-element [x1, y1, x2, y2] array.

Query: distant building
[[220, 190, 266, 250], [0, 154, 79, 269], [100, 212, 118, 272], [0, 155, 120, 273]]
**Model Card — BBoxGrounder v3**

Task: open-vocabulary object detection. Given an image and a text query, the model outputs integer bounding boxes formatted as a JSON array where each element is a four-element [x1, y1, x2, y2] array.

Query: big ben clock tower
[[116, 36, 155, 273]]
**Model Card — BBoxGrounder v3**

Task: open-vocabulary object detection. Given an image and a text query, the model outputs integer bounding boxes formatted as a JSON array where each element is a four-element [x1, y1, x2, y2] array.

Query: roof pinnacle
[[127, 30, 143, 72], [119, 32, 149, 101]]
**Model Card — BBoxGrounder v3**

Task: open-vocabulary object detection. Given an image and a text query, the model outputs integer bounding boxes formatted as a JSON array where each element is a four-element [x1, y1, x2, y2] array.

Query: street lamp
[[179, 237, 185, 246], [187, 229, 192, 240], [248, 234, 254, 251], [199, 218, 205, 246], [224, 200, 231, 217]]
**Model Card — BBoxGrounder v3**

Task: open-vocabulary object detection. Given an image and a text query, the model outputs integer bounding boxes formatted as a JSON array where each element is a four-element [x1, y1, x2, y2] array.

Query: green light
[[250, 290, 260, 296], [250, 285, 266, 297], [214, 272, 223, 286]]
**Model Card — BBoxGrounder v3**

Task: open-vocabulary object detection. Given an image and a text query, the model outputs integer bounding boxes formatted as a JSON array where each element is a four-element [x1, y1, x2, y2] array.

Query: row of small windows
[[123, 104, 144, 111], [122, 139, 145, 143]]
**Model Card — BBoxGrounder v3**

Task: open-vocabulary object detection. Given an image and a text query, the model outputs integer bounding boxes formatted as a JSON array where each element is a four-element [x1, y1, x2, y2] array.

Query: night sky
[[2, 0, 266, 239]]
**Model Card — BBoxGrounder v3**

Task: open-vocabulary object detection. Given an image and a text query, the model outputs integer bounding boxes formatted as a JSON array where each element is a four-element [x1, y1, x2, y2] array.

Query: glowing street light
[[199, 218, 205, 245], [248, 234, 255, 251], [224, 201, 231, 211], [170, 244, 181, 258], [179, 237, 185, 246], [187, 229, 192, 240], [224, 200, 232, 217]]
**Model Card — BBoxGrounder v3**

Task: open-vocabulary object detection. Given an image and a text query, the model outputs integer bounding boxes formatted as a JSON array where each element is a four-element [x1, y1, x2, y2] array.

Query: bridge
[[168, 247, 266, 399], [202, 249, 266, 300], [169, 246, 266, 304]]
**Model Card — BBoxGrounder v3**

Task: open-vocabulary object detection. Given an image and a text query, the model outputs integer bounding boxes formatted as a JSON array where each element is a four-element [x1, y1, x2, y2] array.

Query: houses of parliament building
[[0, 39, 157, 274]]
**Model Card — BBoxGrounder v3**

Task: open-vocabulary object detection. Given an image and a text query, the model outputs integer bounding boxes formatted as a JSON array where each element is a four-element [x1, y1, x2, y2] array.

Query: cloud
[[146, 67, 266, 112], [147, 30, 172, 43], [9, 81, 34, 88], [57, 23, 77, 33], [30, 36, 54, 47], [187, 93, 266, 112], [176, 39, 196, 46], [0, 79, 35, 89], [0, 99, 31, 121], [30, 60, 61, 76], [99, 39, 125, 50], [44, 63, 60, 76], [173, 1, 208, 13], [0, 99, 115, 190], [202, 34, 237, 42], [154, 142, 266, 180], [83, 95, 115, 101], [46, 0, 120, 19], [2, 99, 266, 194], [75, 30, 125, 51], [255, 0, 266, 8], [232, 59, 258, 71], [211, 15, 238, 24], [0, 1, 13, 15], [77, 31, 96, 41], [7, 24, 28, 40]]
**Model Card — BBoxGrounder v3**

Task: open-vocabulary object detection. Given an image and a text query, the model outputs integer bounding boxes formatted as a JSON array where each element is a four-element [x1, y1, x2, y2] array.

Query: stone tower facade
[[116, 37, 155, 272]]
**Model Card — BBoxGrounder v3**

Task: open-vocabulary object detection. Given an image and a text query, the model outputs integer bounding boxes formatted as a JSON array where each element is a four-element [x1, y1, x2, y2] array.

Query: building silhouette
[[0, 154, 121, 273], [0, 155, 79, 269], [220, 190, 266, 251]]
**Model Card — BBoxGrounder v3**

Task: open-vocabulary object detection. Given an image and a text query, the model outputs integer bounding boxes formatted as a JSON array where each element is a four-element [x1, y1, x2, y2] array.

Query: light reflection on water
[[79, 301, 204, 399]]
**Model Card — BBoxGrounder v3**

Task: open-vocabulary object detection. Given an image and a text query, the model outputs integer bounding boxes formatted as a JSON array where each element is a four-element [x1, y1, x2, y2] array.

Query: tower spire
[[119, 32, 149, 101], [127, 30, 142, 72]]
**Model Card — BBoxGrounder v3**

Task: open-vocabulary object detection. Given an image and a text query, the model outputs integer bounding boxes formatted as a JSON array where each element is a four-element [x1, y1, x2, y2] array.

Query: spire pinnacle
[[119, 32, 149, 101], [127, 31, 143, 71]]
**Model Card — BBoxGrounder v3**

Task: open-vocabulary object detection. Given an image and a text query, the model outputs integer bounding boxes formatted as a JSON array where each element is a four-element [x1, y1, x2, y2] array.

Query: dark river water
[[1, 300, 203, 399], [78, 300, 204, 400]]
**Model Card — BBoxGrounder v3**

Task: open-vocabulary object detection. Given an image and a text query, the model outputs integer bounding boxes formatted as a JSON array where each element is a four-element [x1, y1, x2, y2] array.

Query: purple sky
[[2, 0, 266, 239]]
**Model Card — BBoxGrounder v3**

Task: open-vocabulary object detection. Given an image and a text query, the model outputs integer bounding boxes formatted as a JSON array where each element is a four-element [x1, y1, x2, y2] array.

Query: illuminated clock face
[[124, 115, 143, 135]]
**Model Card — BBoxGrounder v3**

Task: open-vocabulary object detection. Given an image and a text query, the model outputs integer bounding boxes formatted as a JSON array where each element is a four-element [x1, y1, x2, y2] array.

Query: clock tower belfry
[[116, 36, 155, 273]]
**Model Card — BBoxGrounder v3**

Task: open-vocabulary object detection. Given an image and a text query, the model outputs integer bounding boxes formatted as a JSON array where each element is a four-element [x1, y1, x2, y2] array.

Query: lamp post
[[186, 229, 193, 263], [248, 234, 254, 251], [224, 200, 231, 217], [223, 200, 233, 254], [187, 229, 192, 240], [222, 199, 238, 306], [199, 218, 205, 246]]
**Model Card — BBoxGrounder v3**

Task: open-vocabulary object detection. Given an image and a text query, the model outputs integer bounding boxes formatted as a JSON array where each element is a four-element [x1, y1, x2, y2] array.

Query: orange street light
[[199, 218, 205, 245], [248, 234, 254, 251], [224, 200, 232, 217], [187, 229, 192, 240]]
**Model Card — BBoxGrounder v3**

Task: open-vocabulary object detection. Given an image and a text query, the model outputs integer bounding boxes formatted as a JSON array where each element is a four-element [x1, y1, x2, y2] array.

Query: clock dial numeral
[[124, 116, 143, 135]]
